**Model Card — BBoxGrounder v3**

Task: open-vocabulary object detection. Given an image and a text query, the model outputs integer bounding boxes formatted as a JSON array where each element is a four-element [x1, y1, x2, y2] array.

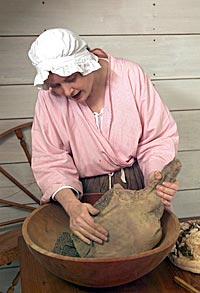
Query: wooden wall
[[0, 0, 200, 290]]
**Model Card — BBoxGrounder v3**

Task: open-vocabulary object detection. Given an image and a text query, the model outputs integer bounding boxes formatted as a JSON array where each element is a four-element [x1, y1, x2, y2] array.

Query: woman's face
[[45, 72, 95, 103]]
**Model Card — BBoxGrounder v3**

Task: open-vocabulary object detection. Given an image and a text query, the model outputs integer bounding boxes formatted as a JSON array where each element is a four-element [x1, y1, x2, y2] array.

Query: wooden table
[[18, 236, 200, 293]]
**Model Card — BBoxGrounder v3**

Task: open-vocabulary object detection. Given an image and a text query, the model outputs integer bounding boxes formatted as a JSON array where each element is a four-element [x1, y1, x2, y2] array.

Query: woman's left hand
[[156, 179, 179, 207], [148, 170, 179, 207]]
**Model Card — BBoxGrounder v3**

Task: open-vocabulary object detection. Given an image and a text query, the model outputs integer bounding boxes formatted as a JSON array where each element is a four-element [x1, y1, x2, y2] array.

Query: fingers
[[71, 220, 108, 244], [70, 203, 108, 244], [87, 205, 100, 216], [73, 223, 108, 245], [156, 180, 179, 206], [73, 230, 91, 244]]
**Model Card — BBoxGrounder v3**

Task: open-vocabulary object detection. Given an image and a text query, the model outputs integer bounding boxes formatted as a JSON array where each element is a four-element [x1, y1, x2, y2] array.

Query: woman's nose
[[61, 83, 73, 97]]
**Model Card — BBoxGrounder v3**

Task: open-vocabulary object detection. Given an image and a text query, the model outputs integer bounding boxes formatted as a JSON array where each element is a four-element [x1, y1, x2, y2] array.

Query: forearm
[[136, 72, 178, 184], [54, 188, 80, 215], [55, 187, 108, 244], [31, 95, 83, 204]]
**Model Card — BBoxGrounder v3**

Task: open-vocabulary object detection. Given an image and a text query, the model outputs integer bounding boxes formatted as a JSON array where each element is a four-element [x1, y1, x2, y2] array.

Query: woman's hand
[[148, 171, 179, 207], [55, 188, 108, 244], [67, 200, 108, 244]]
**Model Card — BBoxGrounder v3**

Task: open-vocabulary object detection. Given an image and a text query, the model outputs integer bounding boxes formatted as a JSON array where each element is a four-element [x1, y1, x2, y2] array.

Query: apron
[[80, 160, 144, 193]]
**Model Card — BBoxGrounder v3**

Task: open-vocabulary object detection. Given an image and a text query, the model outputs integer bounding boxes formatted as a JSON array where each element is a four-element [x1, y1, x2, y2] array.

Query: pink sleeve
[[134, 67, 179, 184], [31, 92, 83, 204]]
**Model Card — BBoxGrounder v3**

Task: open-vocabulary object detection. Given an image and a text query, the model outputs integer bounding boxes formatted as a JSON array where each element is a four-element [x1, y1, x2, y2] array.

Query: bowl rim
[[22, 203, 180, 263]]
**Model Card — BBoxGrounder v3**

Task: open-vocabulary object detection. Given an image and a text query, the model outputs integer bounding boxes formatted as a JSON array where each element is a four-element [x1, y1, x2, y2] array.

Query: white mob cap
[[28, 28, 101, 88]]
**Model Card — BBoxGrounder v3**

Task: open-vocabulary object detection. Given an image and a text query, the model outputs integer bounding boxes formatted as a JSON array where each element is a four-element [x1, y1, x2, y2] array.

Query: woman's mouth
[[71, 91, 82, 100]]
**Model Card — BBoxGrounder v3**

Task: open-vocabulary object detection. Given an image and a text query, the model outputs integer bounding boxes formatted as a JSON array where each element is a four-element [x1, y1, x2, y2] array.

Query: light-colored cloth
[[93, 108, 104, 131], [28, 28, 101, 88], [31, 54, 179, 204]]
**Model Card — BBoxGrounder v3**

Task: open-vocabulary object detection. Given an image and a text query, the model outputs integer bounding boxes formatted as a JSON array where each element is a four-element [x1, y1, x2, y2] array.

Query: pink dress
[[31, 55, 179, 203]]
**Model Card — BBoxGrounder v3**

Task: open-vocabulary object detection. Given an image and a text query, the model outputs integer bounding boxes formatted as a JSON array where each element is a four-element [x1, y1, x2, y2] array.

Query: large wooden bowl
[[22, 194, 180, 288]]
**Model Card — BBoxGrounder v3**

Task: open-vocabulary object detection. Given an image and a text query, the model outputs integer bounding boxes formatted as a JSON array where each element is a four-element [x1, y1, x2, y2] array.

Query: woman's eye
[[51, 84, 61, 89], [65, 75, 77, 83], [65, 78, 74, 83]]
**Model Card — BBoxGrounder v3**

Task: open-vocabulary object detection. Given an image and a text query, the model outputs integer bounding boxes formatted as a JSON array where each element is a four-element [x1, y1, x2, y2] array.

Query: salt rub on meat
[[53, 159, 182, 258]]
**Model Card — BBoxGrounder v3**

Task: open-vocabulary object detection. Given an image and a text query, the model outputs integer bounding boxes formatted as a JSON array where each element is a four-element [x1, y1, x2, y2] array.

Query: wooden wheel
[[0, 122, 40, 265]]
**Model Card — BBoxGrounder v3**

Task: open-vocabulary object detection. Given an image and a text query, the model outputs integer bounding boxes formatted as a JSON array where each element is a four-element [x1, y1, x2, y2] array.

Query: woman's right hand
[[55, 188, 108, 244], [67, 200, 108, 244]]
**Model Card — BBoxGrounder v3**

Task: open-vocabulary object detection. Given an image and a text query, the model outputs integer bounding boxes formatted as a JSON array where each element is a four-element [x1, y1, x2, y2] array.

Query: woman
[[28, 28, 179, 245]]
